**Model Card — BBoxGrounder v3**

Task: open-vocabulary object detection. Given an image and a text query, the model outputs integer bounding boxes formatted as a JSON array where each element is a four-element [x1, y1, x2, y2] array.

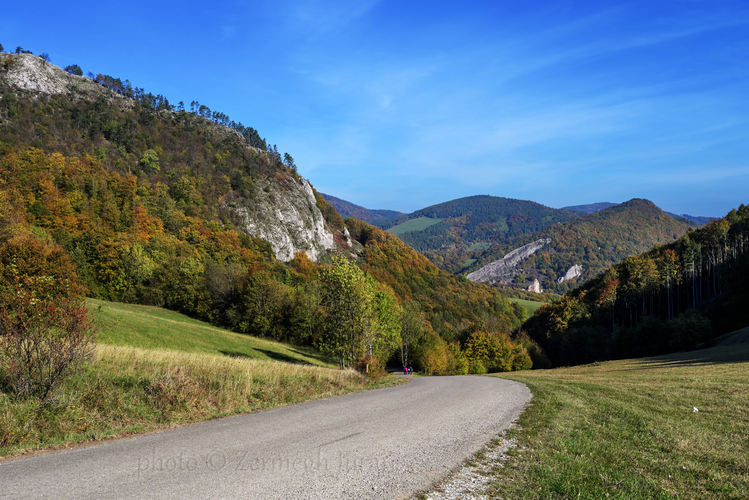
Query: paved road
[[1, 375, 530, 500]]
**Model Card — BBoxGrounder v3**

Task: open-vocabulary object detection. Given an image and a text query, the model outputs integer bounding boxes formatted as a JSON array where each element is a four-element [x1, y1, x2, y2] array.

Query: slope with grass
[[89, 298, 332, 366], [508, 298, 547, 318], [0, 299, 401, 458], [387, 216, 443, 235], [488, 340, 749, 499]]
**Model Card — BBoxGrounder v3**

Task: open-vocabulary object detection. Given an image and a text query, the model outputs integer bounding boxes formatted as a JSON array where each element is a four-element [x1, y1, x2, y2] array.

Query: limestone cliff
[[228, 174, 340, 262], [466, 238, 550, 283], [556, 264, 583, 284]]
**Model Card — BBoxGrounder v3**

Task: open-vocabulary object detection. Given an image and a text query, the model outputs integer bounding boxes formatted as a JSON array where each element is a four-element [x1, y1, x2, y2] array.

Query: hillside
[[466, 199, 694, 293], [561, 202, 619, 214], [522, 202, 749, 367], [0, 52, 528, 375], [320, 193, 404, 224], [370, 195, 581, 273]]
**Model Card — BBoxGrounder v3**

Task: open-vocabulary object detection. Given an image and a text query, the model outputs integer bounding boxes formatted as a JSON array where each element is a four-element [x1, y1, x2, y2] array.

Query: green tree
[[319, 257, 369, 369], [139, 149, 160, 173], [283, 153, 297, 172], [319, 257, 401, 370], [362, 284, 402, 370], [399, 301, 428, 368], [64, 64, 83, 76]]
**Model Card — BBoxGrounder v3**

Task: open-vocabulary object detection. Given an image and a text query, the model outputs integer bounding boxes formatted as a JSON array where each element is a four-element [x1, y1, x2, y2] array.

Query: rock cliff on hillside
[[229, 174, 341, 262], [1, 53, 342, 263], [466, 238, 551, 283], [556, 264, 583, 284], [1, 53, 130, 104]]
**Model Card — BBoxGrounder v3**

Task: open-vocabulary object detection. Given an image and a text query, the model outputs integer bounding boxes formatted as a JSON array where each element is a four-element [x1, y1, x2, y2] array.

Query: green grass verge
[[387, 217, 442, 235], [509, 297, 547, 316], [88, 298, 333, 367], [489, 343, 749, 499]]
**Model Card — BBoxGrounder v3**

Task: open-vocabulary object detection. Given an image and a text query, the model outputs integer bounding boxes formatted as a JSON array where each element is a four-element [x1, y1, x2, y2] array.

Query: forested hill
[[0, 50, 529, 375], [320, 193, 405, 225], [467, 199, 695, 294], [375, 195, 581, 273], [523, 203, 749, 367], [561, 202, 619, 215]]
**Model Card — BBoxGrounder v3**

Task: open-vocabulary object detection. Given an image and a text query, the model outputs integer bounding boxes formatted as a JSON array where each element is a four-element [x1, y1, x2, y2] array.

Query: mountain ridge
[[466, 198, 694, 293]]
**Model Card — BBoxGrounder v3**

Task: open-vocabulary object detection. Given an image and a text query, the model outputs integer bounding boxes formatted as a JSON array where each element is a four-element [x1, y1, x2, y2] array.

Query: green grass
[[0, 300, 404, 458], [387, 217, 442, 235], [469, 242, 490, 251], [88, 298, 333, 367], [509, 297, 547, 316], [488, 342, 749, 499]]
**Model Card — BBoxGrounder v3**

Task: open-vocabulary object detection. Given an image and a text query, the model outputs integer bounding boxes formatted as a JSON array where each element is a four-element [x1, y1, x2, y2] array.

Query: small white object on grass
[[693, 407, 699, 412]]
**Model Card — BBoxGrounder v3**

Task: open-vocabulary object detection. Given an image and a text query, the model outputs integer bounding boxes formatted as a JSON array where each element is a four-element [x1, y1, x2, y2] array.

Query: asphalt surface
[[0, 375, 531, 500]]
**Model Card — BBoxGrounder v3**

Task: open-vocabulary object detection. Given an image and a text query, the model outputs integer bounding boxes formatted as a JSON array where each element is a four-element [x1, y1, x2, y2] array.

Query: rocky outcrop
[[527, 278, 542, 293], [466, 238, 550, 283], [229, 174, 338, 262], [1, 53, 341, 264], [0, 53, 131, 104], [556, 264, 583, 284]]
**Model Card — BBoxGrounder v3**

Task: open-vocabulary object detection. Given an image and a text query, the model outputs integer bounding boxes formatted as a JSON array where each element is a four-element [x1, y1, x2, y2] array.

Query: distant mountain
[[466, 199, 694, 293], [561, 202, 619, 215], [665, 212, 713, 226], [320, 193, 405, 225], [562, 202, 712, 227], [371, 195, 580, 273]]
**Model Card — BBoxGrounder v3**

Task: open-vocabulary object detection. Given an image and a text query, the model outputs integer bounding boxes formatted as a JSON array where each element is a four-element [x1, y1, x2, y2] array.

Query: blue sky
[[3, 1, 748, 217]]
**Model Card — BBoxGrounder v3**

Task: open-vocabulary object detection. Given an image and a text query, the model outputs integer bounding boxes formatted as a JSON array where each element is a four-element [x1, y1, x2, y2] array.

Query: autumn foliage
[[0, 71, 533, 375], [524, 204, 749, 366]]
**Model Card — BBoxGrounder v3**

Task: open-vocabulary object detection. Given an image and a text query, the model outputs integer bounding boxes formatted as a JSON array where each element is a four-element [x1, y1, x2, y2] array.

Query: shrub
[[0, 271, 95, 400]]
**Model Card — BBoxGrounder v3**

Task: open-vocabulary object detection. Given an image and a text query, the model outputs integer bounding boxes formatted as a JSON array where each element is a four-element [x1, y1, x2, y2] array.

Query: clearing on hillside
[[387, 217, 443, 235]]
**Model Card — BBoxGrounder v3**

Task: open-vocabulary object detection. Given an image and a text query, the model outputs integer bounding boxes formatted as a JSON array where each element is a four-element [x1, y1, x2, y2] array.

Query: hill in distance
[[324, 194, 710, 279], [562, 202, 713, 226], [561, 202, 619, 215], [466, 198, 695, 293], [320, 193, 405, 225], [370, 195, 582, 273]]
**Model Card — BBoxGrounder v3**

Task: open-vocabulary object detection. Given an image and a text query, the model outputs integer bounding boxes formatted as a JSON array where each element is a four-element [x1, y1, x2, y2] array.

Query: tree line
[[523, 204, 749, 366]]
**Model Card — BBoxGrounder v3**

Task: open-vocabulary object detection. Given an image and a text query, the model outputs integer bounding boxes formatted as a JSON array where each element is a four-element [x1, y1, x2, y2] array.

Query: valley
[[1, 45, 747, 500]]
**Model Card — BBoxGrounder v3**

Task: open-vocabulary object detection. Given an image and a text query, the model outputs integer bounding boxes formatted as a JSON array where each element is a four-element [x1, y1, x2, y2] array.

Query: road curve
[[1, 375, 530, 500]]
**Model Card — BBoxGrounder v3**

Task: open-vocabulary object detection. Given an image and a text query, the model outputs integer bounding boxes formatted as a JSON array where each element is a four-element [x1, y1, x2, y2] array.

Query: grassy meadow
[[0, 300, 400, 458], [489, 340, 749, 499], [387, 216, 443, 235], [88, 298, 332, 366], [509, 297, 548, 317]]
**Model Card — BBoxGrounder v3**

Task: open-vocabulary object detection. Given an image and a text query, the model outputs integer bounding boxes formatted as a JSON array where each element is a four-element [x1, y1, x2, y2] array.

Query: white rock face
[[466, 238, 551, 283], [556, 264, 583, 284], [230, 175, 337, 262], [527, 278, 542, 293], [1, 53, 128, 101]]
